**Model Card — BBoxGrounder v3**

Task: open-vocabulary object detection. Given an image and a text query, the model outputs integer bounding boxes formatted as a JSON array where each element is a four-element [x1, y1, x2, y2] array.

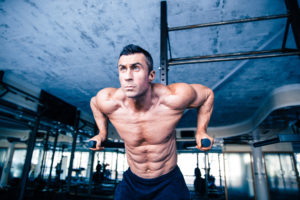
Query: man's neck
[[125, 84, 155, 112]]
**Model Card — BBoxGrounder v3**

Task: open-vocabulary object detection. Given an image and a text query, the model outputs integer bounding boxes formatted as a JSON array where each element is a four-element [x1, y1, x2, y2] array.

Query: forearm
[[91, 97, 108, 141], [195, 88, 214, 134], [187, 84, 214, 149], [95, 119, 108, 142]]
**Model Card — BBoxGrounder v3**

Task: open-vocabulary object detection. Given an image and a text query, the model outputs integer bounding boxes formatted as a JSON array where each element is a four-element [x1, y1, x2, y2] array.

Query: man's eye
[[120, 67, 126, 71], [133, 66, 139, 71]]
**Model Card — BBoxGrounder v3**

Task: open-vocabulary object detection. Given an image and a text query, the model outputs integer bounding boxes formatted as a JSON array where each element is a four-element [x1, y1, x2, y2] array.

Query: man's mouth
[[124, 86, 135, 90]]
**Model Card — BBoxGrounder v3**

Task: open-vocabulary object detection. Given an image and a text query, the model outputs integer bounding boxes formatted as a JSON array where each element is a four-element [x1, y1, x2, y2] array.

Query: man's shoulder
[[94, 88, 123, 112], [167, 83, 193, 93], [153, 83, 195, 109], [96, 88, 119, 100], [153, 83, 193, 96]]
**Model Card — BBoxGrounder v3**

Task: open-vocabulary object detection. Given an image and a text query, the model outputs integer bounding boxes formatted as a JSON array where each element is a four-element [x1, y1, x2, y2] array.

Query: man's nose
[[124, 70, 133, 81]]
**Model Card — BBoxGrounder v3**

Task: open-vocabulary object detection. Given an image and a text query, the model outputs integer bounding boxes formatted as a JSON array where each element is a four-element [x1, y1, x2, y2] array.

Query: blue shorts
[[114, 165, 190, 200]]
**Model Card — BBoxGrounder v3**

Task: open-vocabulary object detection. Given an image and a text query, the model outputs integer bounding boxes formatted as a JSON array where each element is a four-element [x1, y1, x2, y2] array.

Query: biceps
[[189, 84, 213, 108], [90, 98, 108, 130]]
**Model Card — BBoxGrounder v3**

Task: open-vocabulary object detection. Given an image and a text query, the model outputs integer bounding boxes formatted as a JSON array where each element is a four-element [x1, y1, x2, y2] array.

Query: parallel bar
[[253, 137, 279, 147], [253, 134, 300, 147], [168, 51, 300, 65], [102, 140, 125, 148], [169, 14, 289, 31], [160, 1, 168, 85]]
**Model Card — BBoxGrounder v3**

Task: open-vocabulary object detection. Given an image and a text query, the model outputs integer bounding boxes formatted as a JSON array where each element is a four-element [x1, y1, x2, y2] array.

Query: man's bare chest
[[109, 105, 182, 125], [106, 106, 183, 144]]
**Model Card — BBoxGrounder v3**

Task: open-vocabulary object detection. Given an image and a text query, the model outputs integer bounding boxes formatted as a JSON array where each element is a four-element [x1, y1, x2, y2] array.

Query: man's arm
[[189, 84, 214, 150], [89, 95, 108, 150], [163, 83, 214, 150]]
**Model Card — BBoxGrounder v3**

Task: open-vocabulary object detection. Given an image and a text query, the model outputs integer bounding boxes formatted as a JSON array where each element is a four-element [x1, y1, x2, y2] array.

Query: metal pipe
[[47, 130, 58, 183], [40, 130, 50, 178], [0, 98, 36, 117], [18, 109, 41, 200], [251, 145, 269, 199], [88, 125, 97, 195], [87, 150, 95, 195], [196, 152, 199, 168], [0, 81, 40, 102], [170, 49, 288, 61], [251, 129, 269, 200], [0, 98, 91, 137], [211, 27, 285, 91], [285, 0, 300, 50], [282, 18, 291, 50], [168, 51, 300, 65], [115, 150, 119, 185], [79, 118, 95, 129], [160, 1, 168, 85], [218, 153, 222, 190], [66, 110, 80, 192], [278, 154, 287, 189], [291, 154, 300, 197], [0, 142, 16, 187], [0, 110, 31, 129], [204, 152, 208, 197], [169, 14, 289, 31]]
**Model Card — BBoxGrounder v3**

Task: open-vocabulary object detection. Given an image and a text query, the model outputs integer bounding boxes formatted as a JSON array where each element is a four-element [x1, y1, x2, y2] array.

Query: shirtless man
[[90, 44, 214, 200]]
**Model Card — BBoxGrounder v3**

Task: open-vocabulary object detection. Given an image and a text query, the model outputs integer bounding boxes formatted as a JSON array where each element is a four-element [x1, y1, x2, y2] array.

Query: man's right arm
[[89, 95, 108, 150]]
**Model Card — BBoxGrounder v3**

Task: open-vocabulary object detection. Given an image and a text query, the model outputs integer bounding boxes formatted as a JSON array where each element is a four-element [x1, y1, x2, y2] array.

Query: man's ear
[[148, 70, 155, 82]]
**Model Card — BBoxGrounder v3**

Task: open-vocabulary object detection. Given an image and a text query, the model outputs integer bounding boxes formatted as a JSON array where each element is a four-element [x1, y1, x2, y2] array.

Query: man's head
[[118, 44, 155, 98], [119, 44, 153, 74]]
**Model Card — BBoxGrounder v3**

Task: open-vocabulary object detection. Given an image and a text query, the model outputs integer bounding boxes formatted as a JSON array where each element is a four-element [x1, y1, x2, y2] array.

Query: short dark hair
[[119, 44, 153, 74]]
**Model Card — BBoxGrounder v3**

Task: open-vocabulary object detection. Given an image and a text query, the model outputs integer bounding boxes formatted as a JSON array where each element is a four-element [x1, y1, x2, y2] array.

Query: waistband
[[126, 165, 181, 184]]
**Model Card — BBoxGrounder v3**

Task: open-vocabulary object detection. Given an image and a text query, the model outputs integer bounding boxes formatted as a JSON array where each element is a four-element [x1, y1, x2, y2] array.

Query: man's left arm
[[189, 84, 214, 151]]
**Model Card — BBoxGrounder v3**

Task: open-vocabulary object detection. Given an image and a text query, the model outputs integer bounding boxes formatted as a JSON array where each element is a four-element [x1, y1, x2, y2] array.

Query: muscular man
[[90, 44, 214, 200]]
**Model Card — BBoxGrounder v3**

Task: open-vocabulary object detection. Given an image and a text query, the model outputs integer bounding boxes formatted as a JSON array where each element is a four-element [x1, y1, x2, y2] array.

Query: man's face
[[118, 53, 155, 98]]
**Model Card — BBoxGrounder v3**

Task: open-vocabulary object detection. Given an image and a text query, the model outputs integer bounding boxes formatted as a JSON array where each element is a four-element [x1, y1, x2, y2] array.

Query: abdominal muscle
[[124, 134, 178, 179]]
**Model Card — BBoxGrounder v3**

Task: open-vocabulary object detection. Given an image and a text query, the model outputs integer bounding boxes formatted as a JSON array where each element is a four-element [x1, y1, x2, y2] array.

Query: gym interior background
[[0, 0, 300, 199]]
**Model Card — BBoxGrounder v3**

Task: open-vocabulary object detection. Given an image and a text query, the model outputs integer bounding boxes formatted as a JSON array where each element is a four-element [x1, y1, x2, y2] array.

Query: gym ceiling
[[0, 0, 300, 143]]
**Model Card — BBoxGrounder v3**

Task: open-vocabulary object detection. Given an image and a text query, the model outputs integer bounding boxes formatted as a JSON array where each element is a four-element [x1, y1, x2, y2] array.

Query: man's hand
[[89, 134, 105, 151], [195, 132, 214, 151]]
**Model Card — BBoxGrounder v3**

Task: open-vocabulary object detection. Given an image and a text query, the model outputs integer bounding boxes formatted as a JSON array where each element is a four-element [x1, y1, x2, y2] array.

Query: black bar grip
[[87, 140, 97, 148], [201, 138, 211, 147], [87, 140, 125, 148], [183, 138, 212, 148], [88, 139, 210, 149]]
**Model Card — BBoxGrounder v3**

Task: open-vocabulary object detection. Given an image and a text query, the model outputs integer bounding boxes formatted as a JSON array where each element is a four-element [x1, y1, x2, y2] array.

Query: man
[[90, 44, 214, 200]]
